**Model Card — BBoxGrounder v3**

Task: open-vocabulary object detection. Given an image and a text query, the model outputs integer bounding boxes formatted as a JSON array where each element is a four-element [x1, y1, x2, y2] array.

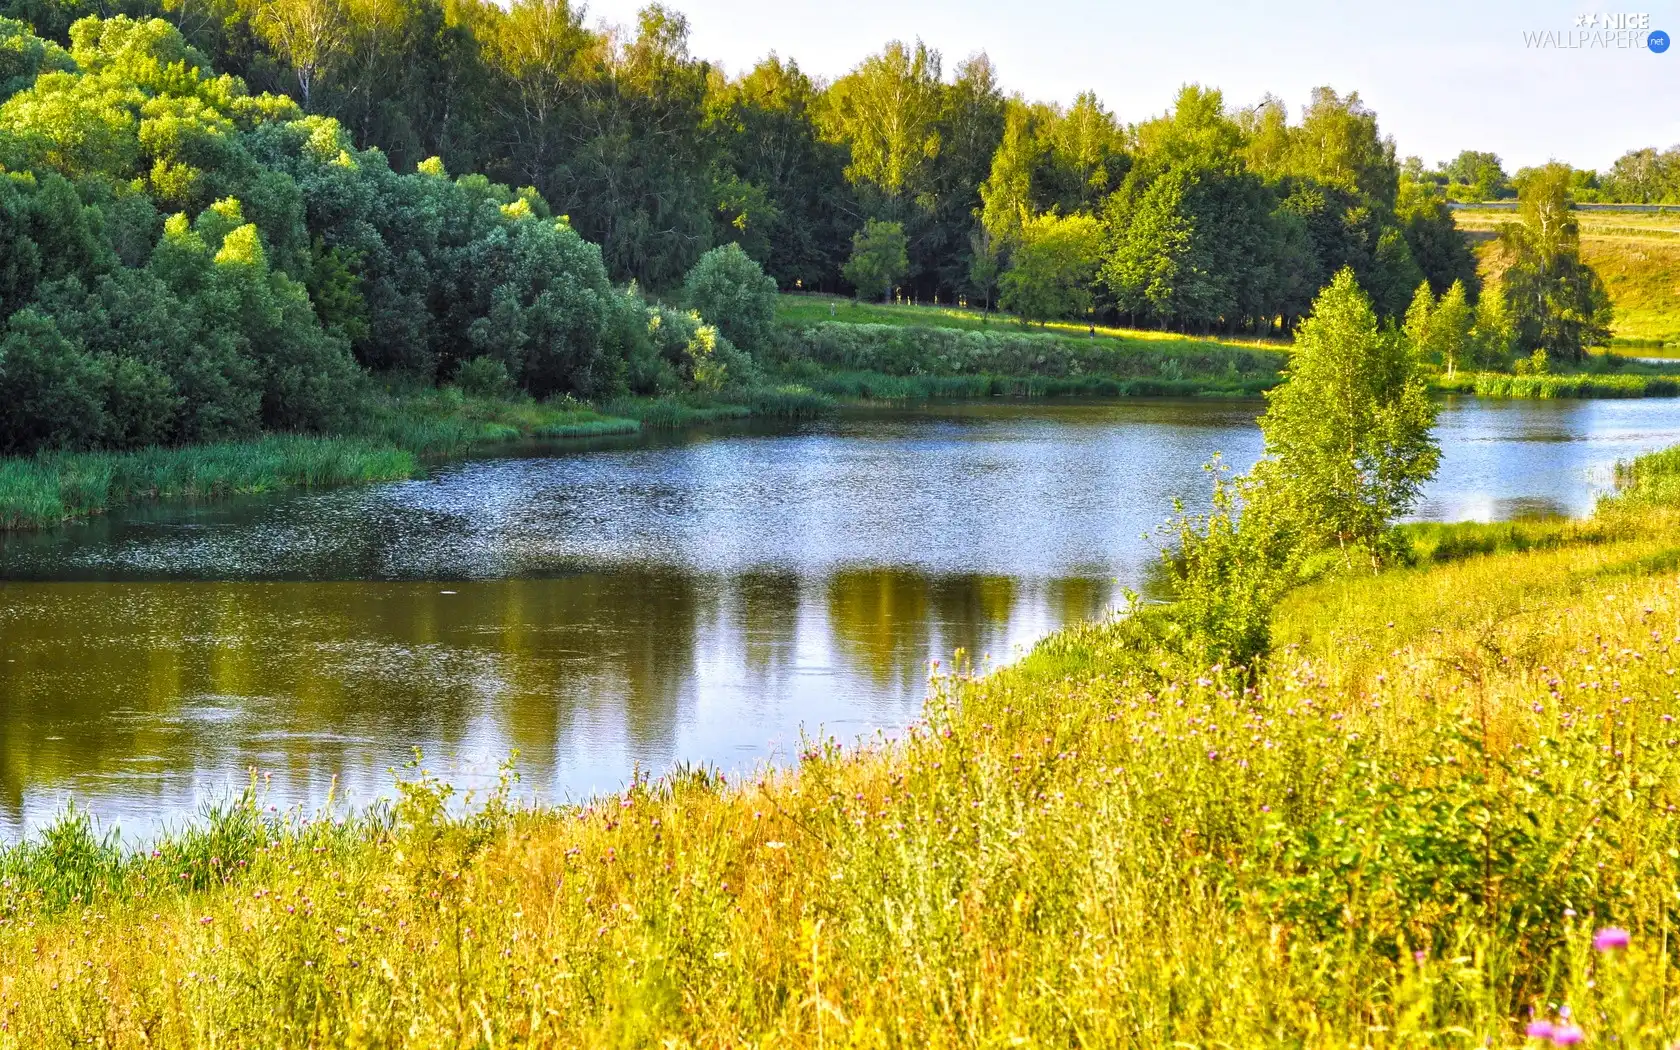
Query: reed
[[0, 436, 418, 530]]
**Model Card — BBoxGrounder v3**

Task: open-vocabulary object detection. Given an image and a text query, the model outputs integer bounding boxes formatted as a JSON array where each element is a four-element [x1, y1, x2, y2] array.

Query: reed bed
[[0, 436, 417, 530], [1436, 371, 1680, 398]]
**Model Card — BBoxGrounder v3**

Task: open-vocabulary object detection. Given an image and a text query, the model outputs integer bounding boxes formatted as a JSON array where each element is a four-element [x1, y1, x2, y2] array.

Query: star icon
[[1575, 12, 1599, 27]]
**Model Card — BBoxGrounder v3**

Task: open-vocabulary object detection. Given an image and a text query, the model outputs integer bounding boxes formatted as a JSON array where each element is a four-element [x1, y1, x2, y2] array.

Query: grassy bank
[[7, 454, 1680, 1044], [0, 391, 646, 531], [778, 293, 1289, 349], [772, 318, 1285, 395], [0, 324, 1278, 532], [0, 436, 419, 531], [1434, 370, 1680, 398]]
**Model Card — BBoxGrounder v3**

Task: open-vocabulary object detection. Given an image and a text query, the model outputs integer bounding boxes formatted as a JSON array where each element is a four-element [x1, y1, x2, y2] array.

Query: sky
[[582, 0, 1679, 172]]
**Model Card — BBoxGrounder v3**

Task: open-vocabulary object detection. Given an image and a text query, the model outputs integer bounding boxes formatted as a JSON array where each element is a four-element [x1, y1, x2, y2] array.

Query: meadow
[[4, 445, 1680, 1045], [1456, 207, 1680, 347]]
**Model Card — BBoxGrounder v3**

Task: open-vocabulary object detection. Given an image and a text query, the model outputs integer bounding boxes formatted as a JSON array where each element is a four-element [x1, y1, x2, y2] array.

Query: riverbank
[[0, 385, 836, 531], [3, 345, 1674, 533], [4, 446, 1680, 1044], [1434, 368, 1680, 398], [0, 357, 1274, 532]]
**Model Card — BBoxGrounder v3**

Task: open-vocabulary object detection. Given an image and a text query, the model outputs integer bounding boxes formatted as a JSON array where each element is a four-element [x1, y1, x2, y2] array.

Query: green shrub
[[682, 243, 779, 354], [453, 356, 516, 398]]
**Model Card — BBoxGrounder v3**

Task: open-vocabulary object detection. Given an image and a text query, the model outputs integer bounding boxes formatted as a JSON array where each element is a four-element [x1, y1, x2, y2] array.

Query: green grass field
[[777, 293, 1288, 351], [1457, 208, 1680, 346]]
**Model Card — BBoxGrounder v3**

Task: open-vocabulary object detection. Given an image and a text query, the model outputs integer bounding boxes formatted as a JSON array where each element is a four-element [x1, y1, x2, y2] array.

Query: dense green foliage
[[0, 0, 1495, 336], [0, 13, 785, 455], [681, 242, 778, 354], [840, 217, 907, 302]]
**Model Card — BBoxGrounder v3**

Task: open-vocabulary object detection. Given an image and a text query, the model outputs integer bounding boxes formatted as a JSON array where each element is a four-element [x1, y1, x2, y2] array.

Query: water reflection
[[0, 569, 1113, 837], [5, 396, 1680, 839]]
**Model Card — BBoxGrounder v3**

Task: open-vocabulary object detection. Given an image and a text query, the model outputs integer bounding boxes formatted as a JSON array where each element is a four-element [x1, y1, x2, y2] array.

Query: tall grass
[[602, 384, 835, 428], [0, 391, 652, 531], [1436, 371, 1680, 398], [0, 436, 418, 530], [773, 319, 1285, 390], [7, 469, 1680, 1042]]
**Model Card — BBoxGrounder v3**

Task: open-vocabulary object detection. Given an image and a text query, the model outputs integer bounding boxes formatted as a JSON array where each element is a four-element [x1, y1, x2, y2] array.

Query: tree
[[1443, 150, 1510, 200], [1395, 179, 1479, 297], [1430, 280, 1472, 377], [1403, 278, 1471, 376], [711, 55, 853, 290], [966, 223, 999, 312], [1469, 282, 1515, 369], [818, 40, 942, 200], [841, 218, 906, 302], [681, 242, 777, 354], [251, 0, 348, 109], [1257, 267, 1438, 559], [998, 211, 1100, 324], [1497, 163, 1612, 363]]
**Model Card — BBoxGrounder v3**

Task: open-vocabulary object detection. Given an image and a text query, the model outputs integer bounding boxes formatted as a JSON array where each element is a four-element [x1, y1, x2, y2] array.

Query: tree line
[[2, 0, 1495, 335], [1413, 147, 1680, 206], [0, 3, 1621, 459]]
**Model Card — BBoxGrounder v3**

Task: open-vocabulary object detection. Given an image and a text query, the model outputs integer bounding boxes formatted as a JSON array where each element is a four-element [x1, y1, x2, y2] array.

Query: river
[[2, 395, 1678, 840]]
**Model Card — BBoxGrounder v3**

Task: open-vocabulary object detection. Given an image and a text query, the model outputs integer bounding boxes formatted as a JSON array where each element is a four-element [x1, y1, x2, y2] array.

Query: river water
[[2, 396, 1678, 840]]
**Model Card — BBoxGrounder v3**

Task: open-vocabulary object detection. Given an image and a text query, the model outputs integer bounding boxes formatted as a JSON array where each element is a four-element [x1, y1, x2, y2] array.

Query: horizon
[[586, 0, 1679, 173]]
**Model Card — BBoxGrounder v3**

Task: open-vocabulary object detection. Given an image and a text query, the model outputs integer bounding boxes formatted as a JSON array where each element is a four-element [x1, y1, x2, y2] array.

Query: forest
[[0, 0, 1641, 461]]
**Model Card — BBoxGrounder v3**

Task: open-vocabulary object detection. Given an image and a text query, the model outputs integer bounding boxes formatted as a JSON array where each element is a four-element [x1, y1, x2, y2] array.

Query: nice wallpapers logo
[[1523, 12, 1670, 51]]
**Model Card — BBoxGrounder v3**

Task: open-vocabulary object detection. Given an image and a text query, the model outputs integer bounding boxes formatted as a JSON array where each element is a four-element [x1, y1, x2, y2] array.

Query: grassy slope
[[779, 292, 1287, 351], [6, 473, 1680, 1043], [1457, 207, 1680, 346]]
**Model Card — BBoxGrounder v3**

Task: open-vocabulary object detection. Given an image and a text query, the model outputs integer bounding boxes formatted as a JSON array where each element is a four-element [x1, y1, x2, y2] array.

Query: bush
[[682, 243, 778, 355], [453, 356, 515, 398]]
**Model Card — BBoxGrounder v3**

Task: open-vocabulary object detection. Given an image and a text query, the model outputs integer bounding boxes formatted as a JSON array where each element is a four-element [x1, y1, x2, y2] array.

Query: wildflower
[[1524, 1021, 1554, 1040], [1593, 927, 1630, 951], [1551, 1025, 1585, 1045]]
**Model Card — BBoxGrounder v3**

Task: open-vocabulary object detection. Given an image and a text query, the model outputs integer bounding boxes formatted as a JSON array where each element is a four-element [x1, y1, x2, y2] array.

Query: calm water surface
[[2, 396, 1678, 839]]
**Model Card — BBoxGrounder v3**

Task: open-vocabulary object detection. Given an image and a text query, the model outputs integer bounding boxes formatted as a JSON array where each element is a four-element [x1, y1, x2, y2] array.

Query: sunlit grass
[[1435, 371, 1680, 398], [777, 293, 1290, 350]]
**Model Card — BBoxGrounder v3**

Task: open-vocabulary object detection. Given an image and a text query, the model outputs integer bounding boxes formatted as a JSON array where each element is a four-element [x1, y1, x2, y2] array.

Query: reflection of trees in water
[[731, 572, 804, 681], [826, 570, 1079, 691], [0, 582, 496, 825], [0, 568, 1116, 831]]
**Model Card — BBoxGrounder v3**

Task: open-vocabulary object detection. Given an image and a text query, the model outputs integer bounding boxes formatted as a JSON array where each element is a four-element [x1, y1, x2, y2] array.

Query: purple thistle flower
[[1593, 926, 1631, 951], [1551, 1024, 1585, 1045], [1524, 1021, 1555, 1040]]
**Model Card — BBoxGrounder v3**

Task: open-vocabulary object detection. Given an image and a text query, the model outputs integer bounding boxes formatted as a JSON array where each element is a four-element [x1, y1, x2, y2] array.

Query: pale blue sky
[[587, 0, 1678, 172]]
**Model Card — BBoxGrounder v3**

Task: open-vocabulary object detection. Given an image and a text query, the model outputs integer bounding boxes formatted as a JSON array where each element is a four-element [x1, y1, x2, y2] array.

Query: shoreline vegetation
[[6, 431, 1680, 1044], [7, 311, 1680, 531]]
